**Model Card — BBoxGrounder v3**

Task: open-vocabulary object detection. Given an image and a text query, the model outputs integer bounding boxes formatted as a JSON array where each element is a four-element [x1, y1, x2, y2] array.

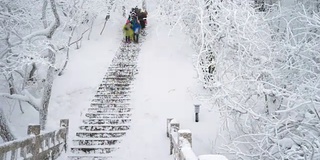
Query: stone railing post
[[166, 118, 173, 138], [60, 119, 69, 128], [169, 120, 180, 133], [169, 119, 180, 155], [178, 130, 192, 147], [178, 130, 192, 160], [60, 119, 69, 152], [27, 124, 40, 159]]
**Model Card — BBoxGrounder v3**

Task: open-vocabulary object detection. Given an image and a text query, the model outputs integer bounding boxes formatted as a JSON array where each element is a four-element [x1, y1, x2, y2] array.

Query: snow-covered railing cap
[[166, 118, 228, 160], [0, 119, 69, 160]]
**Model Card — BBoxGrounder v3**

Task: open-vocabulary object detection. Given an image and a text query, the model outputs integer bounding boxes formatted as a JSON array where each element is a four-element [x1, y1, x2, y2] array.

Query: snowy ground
[[50, 9, 221, 160]]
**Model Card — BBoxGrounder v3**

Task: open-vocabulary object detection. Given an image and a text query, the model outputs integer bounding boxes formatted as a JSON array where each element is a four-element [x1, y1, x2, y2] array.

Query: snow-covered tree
[[158, 0, 320, 159], [0, 0, 109, 141], [0, 0, 60, 132]]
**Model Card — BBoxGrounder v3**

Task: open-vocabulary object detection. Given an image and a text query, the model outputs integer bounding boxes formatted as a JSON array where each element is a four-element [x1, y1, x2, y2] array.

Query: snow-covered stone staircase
[[68, 38, 143, 159]]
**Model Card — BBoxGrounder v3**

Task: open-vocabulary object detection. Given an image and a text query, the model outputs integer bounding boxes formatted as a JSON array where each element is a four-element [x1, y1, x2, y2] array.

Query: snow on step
[[97, 86, 131, 90], [76, 131, 126, 138], [101, 80, 133, 84], [87, 107, 132, 113], [68, 155, 113, 160], [102, 76, 133, 80], [73, 137, 122, 141], [94, 94, 130, 99], [104, 72, 133, 77], [72, 139, 120, 146], [96, 89, 131, 94], [98, 85, 132, 90], [91, 98, 130, 103], [90, 103, 130, 108], [79, 125, 130, 131], [99, 83, 132, 87], [99, 84, 132, 89], [95, 90, 132, 95], [69, 31, 145, 160], [85, 113, 132, 119], [70, 146, 119, 154], [82, 118, 131, 125]]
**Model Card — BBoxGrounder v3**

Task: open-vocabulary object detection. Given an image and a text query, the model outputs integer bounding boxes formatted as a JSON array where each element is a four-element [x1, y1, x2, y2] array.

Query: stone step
[[87, 107, 132, 113], [79, 123, 131, 127], [116, 53, 138, 56], [109, 63, 136, 67], [104, 74, 134, 78], [98, 85, 131, 89], [72, 139, 120, 146], [97, 88, 132, 92], [95, 91, 131, 96], [109, 62, 136, 66], [105, 68, 134, 72], [90, 103, 130, 108], [73, 137, 122, 141], [107, 67, 137, 72], [82, 118, 131, 125], [79, 125, 130, 131], [106, 69, 136, 73], [101, 80, 133, 87], [101, 80, 133, 84], [85, 113, 132, 118], [82, 117, 131, 120], [109, 66, 135, 69], [95, 91, 131, 95], [91, 103, 130, 107], [103, 76, 133, 80], [92, 97, 131, 100], [99, 83, 131, 87], [97, 87, 132, 92], [91, 98, 130, 103], [94, 94, 130, 99], [76, 131, 126, 138], [70, 146, 118, 154], [104, 71, 134, 75], [107, 66, 136, 69], [95, 92, 131, 97], [68, 155, 113, 160], [113, 55, 138, 58]]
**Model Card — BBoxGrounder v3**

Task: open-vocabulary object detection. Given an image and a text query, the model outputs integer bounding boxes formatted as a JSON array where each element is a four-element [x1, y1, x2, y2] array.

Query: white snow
[[198, 155, 229, 160], [4, 6, 221, 160]]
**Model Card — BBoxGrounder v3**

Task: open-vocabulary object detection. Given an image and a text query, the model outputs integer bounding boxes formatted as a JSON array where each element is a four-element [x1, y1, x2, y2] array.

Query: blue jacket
[[132, 20, 141, 34]]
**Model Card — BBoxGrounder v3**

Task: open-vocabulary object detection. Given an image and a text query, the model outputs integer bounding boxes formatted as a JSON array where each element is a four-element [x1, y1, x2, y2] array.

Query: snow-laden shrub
[[158, 0, 320, 159]]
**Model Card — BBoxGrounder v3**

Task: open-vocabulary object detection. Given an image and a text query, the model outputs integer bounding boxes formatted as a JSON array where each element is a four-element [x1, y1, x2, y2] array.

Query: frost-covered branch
[[0, 93, 39, 111], [159, 0, 320, 159]]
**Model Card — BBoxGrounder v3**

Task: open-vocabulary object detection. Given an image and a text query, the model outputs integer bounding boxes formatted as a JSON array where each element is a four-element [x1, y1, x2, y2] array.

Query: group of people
[[123, 7, 148, 43]]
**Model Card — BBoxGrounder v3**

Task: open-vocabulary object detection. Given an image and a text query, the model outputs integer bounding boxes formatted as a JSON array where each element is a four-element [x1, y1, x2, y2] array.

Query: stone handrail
[[0, 119, 69, 160], [166, 118, 228, 160]]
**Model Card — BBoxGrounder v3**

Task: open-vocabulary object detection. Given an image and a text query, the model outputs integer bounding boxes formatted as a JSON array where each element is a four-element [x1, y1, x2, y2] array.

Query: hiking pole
[[100, 15, 110, 35]]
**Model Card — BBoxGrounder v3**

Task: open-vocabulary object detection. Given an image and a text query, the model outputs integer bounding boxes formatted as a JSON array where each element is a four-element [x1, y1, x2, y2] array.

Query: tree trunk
[[28, 63, 37, 81], [8, 74, 24, 114], [39, 0, 60, 130], [58, 26, 76, 76], [0, 109, 15, 142], [40, 49, 56, 130]]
